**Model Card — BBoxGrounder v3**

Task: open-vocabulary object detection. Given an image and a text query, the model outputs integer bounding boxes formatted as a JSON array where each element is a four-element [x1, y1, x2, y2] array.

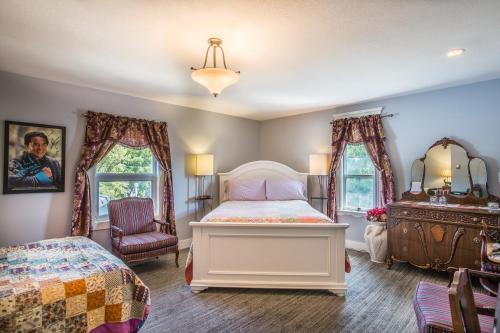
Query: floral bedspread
[[0, 236, 150, 333], [202, 200, 334, 224]]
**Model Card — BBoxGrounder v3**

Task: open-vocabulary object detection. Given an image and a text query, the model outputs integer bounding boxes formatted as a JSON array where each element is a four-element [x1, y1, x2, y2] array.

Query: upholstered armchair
[[108, 197, 179, 266]]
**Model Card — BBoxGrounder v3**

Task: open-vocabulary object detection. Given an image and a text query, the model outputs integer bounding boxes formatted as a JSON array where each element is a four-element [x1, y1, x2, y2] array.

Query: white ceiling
[[1, 1, 500, 121]]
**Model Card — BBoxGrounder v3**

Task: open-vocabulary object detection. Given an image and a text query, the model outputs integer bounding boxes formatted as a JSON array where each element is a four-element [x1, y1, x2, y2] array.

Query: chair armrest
[[468, 269, 500, 284], [110, 225, 124, 241], [447, 267, 500, 285], [154, 219, 171, 234], [153, 219, 170, 226], [476, 307, 495, 317]]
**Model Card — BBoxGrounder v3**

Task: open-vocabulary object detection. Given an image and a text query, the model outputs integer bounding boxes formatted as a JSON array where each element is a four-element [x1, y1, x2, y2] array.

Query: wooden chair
[[414, 268, 498, 333], [108, 197, 179, 266], [448, 268, 498, 333]]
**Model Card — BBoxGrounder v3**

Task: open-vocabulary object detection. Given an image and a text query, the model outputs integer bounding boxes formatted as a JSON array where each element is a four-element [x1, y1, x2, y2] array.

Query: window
[[339, 143, 378, 211], [94, 144, 158, 219]]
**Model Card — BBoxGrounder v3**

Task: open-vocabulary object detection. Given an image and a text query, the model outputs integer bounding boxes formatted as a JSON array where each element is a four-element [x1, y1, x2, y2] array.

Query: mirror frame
[[402, 137, 499, 205]]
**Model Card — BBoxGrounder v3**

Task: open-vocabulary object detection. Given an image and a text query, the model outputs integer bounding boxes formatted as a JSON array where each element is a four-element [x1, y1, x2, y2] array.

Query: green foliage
[[96, 145, 154, 215], [97, 144, 153, 173], [345, 177, 374, 210], [343, 144, 375, 210], [344, 144, 374, 175], [99, 181, 152, 200]]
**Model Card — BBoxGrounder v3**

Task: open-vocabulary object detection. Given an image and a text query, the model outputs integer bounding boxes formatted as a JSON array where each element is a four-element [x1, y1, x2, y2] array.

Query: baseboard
[[345, 240, 367, 252], [179, 238, 192, 250]]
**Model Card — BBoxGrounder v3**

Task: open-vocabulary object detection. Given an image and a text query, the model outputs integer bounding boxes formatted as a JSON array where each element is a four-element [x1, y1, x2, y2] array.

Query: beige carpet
[[132, 249, 448, 333]]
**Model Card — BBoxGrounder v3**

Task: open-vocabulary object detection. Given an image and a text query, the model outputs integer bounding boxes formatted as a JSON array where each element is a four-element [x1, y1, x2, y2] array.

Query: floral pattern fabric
[[71, 111, 175, 237], [327, 114, 396, 221]]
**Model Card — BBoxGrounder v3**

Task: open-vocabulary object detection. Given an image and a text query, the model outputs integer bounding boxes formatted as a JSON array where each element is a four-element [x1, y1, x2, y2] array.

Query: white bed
[[189, 160, 349, 295]]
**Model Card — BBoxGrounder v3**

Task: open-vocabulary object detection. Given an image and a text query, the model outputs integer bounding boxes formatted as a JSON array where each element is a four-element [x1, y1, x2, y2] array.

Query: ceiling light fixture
[[191, 38, 240, 97], [447, 48, 465, 57]]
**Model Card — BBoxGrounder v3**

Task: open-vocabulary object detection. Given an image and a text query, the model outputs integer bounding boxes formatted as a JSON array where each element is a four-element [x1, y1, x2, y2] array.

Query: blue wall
[[334, 78, 500, 197], [261, 78, 500, 243]]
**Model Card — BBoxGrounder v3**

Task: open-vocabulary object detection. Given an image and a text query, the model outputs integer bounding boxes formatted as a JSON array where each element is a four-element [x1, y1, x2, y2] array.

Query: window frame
[[92, 146, 160, 223], [338, 144, 379, 213]]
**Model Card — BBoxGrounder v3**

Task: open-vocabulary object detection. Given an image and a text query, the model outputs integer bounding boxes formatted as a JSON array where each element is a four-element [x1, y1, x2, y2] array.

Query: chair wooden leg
[[175, 249, 179, 268]]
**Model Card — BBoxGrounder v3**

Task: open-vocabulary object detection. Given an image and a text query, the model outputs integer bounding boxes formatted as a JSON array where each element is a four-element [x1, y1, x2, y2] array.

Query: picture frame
[[3, 121, 66, 194]]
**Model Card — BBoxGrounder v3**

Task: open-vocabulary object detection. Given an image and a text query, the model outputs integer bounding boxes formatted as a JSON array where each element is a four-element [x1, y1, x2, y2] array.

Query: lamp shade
[[191, 68, 239, 97], [309, 154, 329, 175], [195, 154, 214, 176], [441, 169, 451, 178]]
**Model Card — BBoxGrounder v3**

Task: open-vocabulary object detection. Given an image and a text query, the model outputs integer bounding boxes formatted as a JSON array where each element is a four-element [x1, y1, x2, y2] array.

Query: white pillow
[[266, 179, 307, 201], [226, 179, 266, 201]]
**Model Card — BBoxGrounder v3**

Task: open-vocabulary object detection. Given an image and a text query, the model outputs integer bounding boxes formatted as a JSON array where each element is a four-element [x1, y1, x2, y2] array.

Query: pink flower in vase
[[366, 207, 387, 222]]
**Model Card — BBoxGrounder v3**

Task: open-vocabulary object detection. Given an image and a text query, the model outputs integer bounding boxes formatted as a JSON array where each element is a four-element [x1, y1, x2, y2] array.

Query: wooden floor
[[133, 249, 449, 333]]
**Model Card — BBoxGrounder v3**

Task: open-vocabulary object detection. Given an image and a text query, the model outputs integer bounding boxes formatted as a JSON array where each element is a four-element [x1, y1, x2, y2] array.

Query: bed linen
[[0, 236, 150, 333], [185, 200, 351, 285], [202, 200, 331, 223]]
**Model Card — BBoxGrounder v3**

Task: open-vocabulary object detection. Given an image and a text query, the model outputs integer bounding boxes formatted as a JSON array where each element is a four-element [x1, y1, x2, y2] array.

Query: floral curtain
[[71, 111, 175, 237], [326, 114, 396, 222]]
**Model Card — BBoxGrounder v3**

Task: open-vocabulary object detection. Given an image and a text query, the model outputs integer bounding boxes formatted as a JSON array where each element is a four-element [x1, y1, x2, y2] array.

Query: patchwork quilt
[[0, 236, 150, 333]]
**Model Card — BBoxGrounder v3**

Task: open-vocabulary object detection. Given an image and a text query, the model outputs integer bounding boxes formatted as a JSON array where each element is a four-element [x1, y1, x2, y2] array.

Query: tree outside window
[[95, 144, 158, 218], [340, 143, 378, 211]]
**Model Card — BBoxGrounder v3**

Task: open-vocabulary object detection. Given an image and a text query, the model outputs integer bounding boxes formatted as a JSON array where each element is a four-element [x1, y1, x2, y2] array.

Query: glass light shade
[[447, 48, 465, 57], [309, 154, 329, 175], [191, 68, 239, 97], [195, 154, 214, 176]]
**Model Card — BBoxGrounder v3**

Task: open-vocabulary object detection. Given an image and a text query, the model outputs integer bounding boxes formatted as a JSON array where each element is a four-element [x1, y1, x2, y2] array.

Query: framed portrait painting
[[3, 121, 66, 194]]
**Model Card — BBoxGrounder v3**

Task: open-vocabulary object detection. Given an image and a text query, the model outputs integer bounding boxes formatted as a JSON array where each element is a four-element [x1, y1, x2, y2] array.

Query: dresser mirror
[[410, 160, 424, 192], [404, 137, 497, 204], [470, 157, 488, 198]]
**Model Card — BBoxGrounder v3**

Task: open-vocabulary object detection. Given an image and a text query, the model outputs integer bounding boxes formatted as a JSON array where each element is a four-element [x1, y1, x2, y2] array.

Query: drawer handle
[[472, 217, 479, 222], [473, 237, 480, 244], [403, 228, 408, 234], [403, 211, 408, 216]]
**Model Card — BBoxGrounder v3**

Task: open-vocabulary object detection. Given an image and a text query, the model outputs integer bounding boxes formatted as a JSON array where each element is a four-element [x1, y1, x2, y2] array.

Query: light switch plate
[[498, 172, 500, 182]]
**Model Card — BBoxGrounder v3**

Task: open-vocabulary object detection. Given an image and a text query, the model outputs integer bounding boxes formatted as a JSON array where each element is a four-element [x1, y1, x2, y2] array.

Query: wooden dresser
[[387, 201, 500, 271]]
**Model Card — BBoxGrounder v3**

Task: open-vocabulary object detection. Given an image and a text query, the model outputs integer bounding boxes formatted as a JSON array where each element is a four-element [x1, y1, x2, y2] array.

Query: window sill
[[93, 220, 110, 231], [337, 210, 367, 219]]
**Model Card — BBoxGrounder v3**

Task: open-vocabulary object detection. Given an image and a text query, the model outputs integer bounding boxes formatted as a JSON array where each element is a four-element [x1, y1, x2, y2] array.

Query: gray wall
[[1, 71, 499, 248], [0, 71, 260, 248], [260, 78, 500, 243]]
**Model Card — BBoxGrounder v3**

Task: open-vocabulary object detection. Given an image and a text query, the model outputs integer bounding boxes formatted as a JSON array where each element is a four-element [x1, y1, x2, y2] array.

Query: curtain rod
[[79, 110, 395, 120], [329, 113, 394, 124], [329, 104, 395, 124]]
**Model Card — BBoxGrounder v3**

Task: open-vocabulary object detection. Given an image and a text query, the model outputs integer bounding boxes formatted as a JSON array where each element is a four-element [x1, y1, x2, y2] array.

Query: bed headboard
[[218, 160, 309, 203]]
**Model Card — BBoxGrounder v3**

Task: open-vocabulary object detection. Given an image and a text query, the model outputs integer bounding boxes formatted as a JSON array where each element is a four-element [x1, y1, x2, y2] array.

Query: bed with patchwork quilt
[[0, 236, 150, 333]]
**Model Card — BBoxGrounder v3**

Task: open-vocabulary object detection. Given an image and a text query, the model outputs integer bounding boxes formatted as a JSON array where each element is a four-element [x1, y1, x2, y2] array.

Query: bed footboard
[[189, 222, 349, 295]]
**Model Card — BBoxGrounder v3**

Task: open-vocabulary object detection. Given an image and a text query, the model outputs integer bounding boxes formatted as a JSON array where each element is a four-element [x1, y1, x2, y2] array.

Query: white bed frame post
[[189, 160, 349, 295]]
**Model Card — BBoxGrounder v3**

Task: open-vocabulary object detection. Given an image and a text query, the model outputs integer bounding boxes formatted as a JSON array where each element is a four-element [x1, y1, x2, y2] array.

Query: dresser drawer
[[466, 214, 498, 226], [389, 206, 498, 226]]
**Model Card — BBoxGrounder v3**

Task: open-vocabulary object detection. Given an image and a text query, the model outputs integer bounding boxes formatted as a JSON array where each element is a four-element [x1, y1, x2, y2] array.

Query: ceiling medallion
[[190, 38, 240, 97]]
